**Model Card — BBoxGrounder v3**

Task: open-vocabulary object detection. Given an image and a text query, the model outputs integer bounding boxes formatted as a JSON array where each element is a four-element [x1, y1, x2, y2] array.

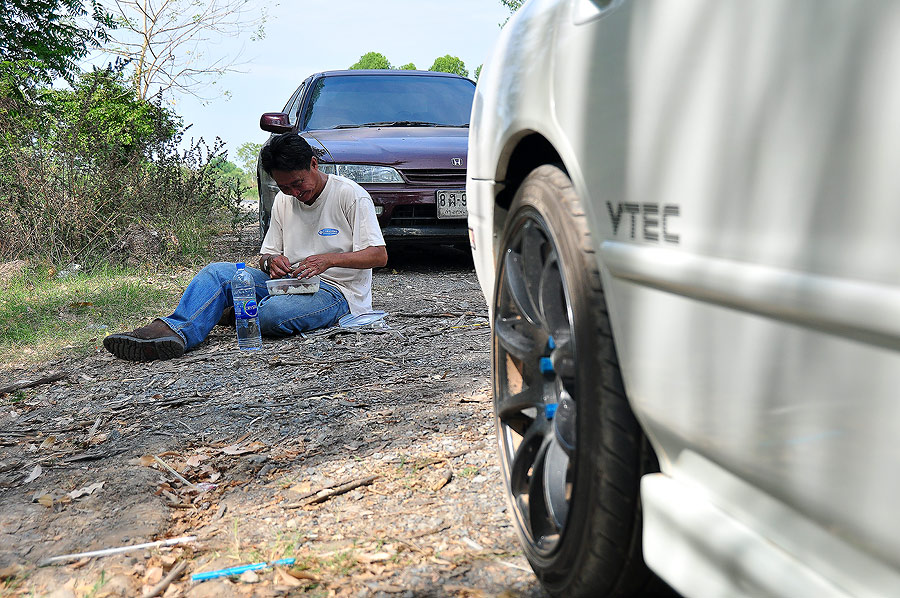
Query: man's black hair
[[260, 133, 317, 174]]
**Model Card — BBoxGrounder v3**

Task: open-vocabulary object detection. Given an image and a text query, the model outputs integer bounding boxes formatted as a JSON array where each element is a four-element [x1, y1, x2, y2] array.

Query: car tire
[[492, 164, 662, 597]]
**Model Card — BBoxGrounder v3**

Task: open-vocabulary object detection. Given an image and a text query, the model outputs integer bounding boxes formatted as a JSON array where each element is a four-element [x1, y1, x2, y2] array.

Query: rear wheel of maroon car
[[492, 165, 665, 598]]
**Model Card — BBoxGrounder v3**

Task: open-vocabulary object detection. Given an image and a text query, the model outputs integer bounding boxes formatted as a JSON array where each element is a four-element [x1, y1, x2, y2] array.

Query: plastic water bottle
[[232, 263, 262, 350]]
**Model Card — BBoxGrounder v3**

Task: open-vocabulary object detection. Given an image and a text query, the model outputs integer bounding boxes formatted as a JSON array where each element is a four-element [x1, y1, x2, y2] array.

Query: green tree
[[236, 142, 262, 174], [46, 68, 179, 159], [475, 65, 482, 81], [500, 0, 524, 25], [349, 52, 391, 70], [0, 0, 113, 90], [429, 55, 468, 78], [398, 63, 416, 70]]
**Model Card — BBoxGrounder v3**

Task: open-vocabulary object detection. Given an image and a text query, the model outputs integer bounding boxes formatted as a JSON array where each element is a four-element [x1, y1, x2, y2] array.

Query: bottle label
[[235, 299, 259, 319]]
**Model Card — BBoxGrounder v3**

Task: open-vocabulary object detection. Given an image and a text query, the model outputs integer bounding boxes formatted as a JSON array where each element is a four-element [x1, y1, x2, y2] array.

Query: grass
[[0, 263, 195, 368]]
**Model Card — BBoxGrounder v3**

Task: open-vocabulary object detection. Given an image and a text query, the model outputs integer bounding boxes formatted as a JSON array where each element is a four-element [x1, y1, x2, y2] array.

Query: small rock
[[239, 570, 260, 583]]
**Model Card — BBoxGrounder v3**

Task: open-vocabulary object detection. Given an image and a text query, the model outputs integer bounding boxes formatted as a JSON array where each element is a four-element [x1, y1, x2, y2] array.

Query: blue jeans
[[160, 262, 349, 351]]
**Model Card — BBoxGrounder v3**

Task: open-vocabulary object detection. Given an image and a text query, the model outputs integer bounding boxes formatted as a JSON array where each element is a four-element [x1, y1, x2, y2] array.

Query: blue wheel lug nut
[[545, 403, 558, 419], [539, 357, 554, 374]]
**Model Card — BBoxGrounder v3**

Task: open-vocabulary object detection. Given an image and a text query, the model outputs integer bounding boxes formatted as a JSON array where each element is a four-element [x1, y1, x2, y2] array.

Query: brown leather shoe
[[103, 319, 185, 362]]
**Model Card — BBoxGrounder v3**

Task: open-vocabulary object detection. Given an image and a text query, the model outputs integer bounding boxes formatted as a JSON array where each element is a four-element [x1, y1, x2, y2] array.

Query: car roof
[[310, 69, 473, 82]]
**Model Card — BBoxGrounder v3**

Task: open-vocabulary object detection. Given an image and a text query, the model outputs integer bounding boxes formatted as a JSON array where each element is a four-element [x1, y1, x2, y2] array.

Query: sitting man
[[104, 133, 388, 361]]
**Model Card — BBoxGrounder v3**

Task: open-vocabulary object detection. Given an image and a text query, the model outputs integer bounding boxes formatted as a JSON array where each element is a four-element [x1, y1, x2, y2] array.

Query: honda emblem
[[451, 157, 462, 166]]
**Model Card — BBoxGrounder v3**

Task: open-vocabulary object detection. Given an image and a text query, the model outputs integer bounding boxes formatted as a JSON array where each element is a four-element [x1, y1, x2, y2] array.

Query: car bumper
[[368, 184, 468, 243]]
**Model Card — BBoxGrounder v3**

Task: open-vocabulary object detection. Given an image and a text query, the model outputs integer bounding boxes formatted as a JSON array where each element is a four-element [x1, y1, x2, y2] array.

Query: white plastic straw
[[38, 535, 197, 566]]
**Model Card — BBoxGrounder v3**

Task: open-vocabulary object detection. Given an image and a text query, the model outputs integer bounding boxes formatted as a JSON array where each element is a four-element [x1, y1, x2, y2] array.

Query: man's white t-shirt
[[260, 174, 385, 315]]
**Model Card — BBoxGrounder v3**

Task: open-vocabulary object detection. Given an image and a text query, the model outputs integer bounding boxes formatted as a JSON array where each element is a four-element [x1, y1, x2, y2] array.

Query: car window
[[285, 81, 307, 127], [302, 75, 475, 130]]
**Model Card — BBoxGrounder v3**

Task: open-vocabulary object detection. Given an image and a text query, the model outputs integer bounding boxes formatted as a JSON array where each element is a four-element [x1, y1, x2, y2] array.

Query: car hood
[[307, 127, 469, 170]]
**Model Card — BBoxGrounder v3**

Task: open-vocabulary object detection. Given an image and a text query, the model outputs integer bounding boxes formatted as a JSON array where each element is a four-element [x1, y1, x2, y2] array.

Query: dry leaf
[[143, 566, 163, 585], [289, 481, 313, 494], [274, 568, 304, 587], [23, 465, 42, 484], [185, 454, 207, 467], [220, 441, 264, 455], [36, 493, 54, 507], [283, 569, 320, 582], [139, 455, 155, 467], [68, 481, 103, 500], [357, 552, 391, 564], [371, 584, 405, 593], [39, 436, 56, 450]]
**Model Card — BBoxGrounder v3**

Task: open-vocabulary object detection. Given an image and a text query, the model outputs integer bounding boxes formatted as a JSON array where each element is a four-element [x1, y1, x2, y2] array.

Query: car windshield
[[302, 74, 475, 131]]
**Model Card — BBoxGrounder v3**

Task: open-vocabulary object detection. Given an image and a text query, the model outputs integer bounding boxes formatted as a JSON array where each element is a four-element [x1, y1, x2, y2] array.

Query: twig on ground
[[283, 475, 379, 508], [0, 371, 68, 395], [414, 450, 468, 470], [142, 560, 187, 597], [152, 455, 200, 492]]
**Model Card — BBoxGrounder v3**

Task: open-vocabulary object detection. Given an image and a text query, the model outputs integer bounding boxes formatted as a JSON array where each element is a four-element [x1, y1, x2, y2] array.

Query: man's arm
[[294, 246, 387, 279], [259, 246, 387, 279]]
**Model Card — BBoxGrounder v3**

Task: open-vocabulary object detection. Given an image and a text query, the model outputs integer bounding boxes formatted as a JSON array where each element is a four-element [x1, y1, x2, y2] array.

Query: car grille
[[390, 205, 440, 225], [400, 169, 466, 186]]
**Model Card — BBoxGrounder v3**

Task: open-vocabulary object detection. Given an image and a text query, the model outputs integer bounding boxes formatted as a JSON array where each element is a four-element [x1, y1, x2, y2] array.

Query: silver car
[[467, 1, 900, 597]]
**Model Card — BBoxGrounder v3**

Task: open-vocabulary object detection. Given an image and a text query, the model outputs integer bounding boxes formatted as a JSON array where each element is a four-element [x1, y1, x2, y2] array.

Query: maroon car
[[257, 70, 474, 244]]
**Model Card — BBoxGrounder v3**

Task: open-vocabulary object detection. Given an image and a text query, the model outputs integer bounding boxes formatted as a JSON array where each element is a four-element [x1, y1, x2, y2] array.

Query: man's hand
[[262, 246, 387, 280], [291, 254, 334, 279], [261, 254, 293, 278]]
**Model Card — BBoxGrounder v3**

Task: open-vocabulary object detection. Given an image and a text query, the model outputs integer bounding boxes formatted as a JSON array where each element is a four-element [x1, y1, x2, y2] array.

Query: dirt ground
[[0, 239, 549, 598]]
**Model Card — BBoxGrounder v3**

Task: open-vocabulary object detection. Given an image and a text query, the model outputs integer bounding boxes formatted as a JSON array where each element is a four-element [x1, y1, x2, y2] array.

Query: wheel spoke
[[503, 249, 542, 325], [527, 435, 560, 543], [543, 438, 570, 529], [520, 221, 547, 319], [494, 315, 538, 362], [497, 381, 543, 420], [507, 423, 545, 496], [538, 252, 569, 340], [553, 394, 577, 456]]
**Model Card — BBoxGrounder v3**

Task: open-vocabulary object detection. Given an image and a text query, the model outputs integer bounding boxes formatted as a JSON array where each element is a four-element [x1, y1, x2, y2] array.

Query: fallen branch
[[0, 371, 68, 395], [142, 560, 187, 598], [283, 475, 379, 508], [152, 455, 200, 492]]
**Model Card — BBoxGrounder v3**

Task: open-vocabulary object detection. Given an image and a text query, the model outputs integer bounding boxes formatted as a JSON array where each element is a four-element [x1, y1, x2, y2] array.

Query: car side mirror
[[260, 112, 291, 133]]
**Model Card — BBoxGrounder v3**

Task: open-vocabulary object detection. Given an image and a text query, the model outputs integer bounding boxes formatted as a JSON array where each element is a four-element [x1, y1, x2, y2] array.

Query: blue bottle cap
[[236, 262, 245, 269]]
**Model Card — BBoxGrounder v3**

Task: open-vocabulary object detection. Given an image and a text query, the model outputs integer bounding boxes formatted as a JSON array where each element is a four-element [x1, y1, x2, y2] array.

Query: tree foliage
[[0, 0, 113, 89], [349, 52, 392, 70], [500, 0, 524, 25], [101, 0, 268, 100], [501, 0, 524, 12], [398, 63, 416, 71], [0, 66, 245, 266], [235, 142, 262, 174], [429, 55, 468, 78]]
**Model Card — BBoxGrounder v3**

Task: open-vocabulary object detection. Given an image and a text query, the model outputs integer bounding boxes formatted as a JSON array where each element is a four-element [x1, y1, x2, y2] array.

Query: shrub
[[0, 66, 246, 268]]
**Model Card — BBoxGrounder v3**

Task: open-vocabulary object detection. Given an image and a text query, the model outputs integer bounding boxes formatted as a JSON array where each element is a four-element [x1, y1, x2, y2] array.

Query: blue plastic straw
[[191, 558, 296, 582]]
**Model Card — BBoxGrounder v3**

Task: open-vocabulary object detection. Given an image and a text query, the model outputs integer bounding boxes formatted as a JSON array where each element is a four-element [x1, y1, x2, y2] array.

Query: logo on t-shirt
[[318, 228, 339, 236]]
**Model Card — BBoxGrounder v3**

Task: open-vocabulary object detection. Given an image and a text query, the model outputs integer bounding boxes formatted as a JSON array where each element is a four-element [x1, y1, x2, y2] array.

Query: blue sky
[[164, 0, 511, 159]]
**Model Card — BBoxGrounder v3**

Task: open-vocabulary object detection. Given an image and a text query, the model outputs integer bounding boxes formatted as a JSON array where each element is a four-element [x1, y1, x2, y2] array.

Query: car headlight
[[318, 163, 403, 183]]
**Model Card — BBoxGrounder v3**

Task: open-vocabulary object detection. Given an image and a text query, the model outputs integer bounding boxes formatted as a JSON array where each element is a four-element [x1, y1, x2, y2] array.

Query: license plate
[[436, 190, 467, 219]]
